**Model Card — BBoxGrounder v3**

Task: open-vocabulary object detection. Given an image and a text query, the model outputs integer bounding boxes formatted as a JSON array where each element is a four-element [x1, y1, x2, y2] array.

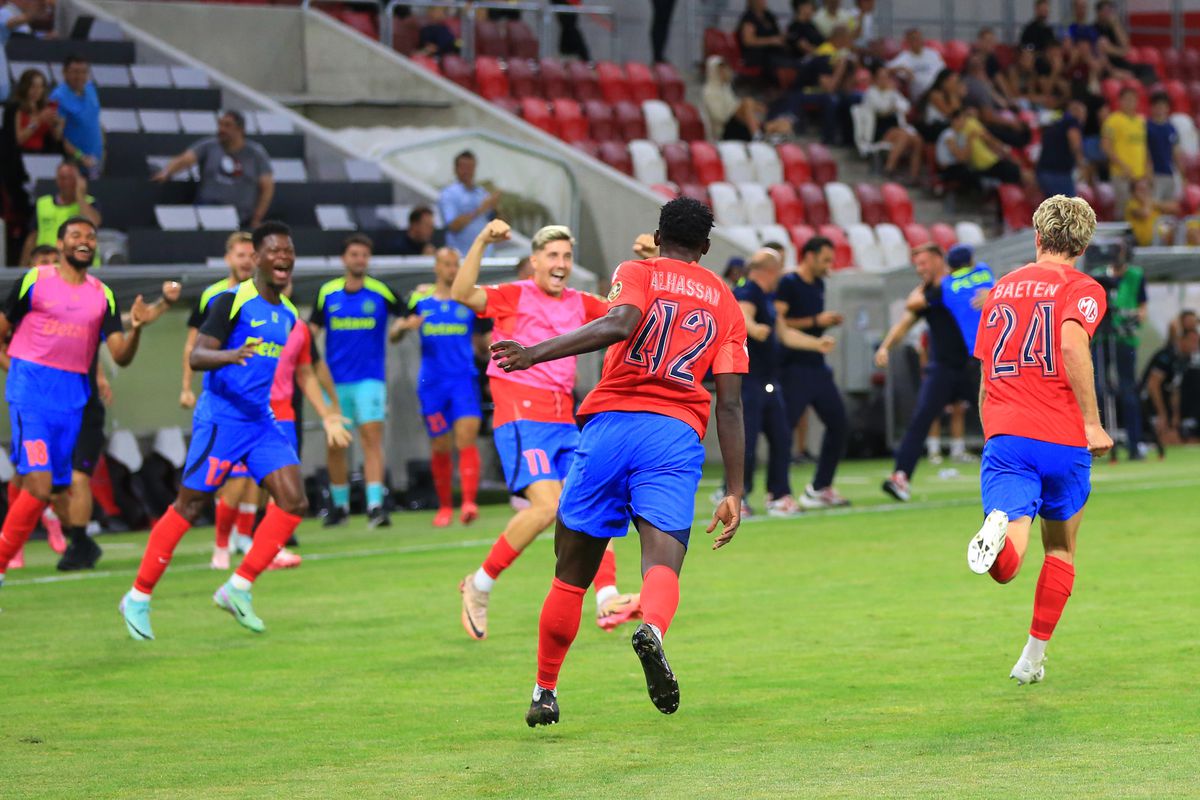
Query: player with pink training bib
[[451, 221, 640, 640]]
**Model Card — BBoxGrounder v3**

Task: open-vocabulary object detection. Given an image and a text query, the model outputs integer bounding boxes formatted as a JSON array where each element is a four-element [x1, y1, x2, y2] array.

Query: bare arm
[[251, 173, 275, 228], [708, 372, 745, 550], [181, 326, 199, 405], [152, 149, 198, 182], [105, 328, 142, 367], [189, 332, 258, 372], [740, 300, 771, 342], [1146, 370, 1168, 424], [491, 305, 643, 371], [451, 220, 510, 311], [874, 310, 919, 367], [1061, 320, 1113, 455], [296, 362, 352, 449]]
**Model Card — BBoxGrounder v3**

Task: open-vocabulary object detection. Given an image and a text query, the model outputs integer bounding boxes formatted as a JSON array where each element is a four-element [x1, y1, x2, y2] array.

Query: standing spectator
[[1102, 86, 1149, 214], [1146, 92, 1181, 204], [786, 0, 824, 60], [1093, 246, 1147, 459], [8, 69, 62, 154], [737, 0, 785, 76], [396, 205, 437, 256], [1036, 99, 1088, 197], [1141, 326, 1198, 448], [152, 110, 275, 228], [49, 55, 104, 177], [551, 0, 590, 61], [20, 160, 101, 265], [1066, 0, 1098, 46], [853, 0, 876, 50], [812, 0, 856, 40], [438, 150, 500, 256], [862, 64, 923, 183], [418, 6, 458, 56], [650, 0, 676, 64], [1020, 0, 1058, 52], [0, 0, 39, 102], [887, 28, 945, 102]]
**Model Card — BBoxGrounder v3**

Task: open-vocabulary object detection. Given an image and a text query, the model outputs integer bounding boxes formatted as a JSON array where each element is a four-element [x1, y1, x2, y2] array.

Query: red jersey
[[974, 262, 1107, 447], [579, 257, 749, 437], [269, 321, 316, 422]]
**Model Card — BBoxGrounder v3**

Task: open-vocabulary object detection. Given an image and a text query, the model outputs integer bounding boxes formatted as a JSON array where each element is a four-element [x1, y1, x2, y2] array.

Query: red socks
[[7, 480, 19, 507], [641, 565, 680, 636], [1030, 556, 1075, 641], [536, 578, 586, 691], [214, 498, 237, 549], [235, 504, 257, 539], [459, 446, 480, 507], [236, 505, 302, 583], [133, 506, 192, 594], [989, 536, 1021, 584], [0, 489, 49, 571], [593, 548, 617, 592], [482, 534, 520, 580], [431, 451, 453, 510]]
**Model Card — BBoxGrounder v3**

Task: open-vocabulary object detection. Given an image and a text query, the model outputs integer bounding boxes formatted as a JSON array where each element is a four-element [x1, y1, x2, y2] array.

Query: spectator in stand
[[1168, 308, 1197, 347], [1146, 92, 1182, 204], [703, 55, 794, 142], [1125, 177, 1183, 246], [738, 0, 786, 78], [20, 160, 101, 265], [438, 150, 500, 256], [152, 110, 275, 228], [935, 108, 974, 193], [853, 0, 876, 50], [650, 0, 676, 64], [397, 205, 437, 256], [0, 0, 40, 102], [796, 24, 858, 145], [888, 28, 945, 102], [812, 0, 856, 40], [918, 68, 964, 144], [962, 53, 1031, 148], [1066, 0, 1098, 46], [1102, 86, 1149, 214], [1001, 45, 1060, 110], [50, 55, 103, 178], [1036, 99, 1089, 197], [972, 27, 1004, 81], [1031, 42, 1072, 110], [1094, 0, 1146, 81], [7, 69, 61, 154], [1020, 0, 1059, 52], [418, 6, 458, 56], [962, 107, 1035, 189], [551, 0, 590, 61], [862, 64, 923, 183], [786, 0, 824, 60]]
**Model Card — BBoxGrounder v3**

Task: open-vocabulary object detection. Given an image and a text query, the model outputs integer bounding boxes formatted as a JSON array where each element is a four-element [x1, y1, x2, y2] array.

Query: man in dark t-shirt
[[1020, 0, 1058, 52], [737, 0, 785, 72], [1141, 328, 1199, 450]]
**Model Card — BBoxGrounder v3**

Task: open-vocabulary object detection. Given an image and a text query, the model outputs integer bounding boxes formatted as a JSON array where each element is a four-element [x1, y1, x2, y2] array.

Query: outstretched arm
[[490, 305, 643, 371]]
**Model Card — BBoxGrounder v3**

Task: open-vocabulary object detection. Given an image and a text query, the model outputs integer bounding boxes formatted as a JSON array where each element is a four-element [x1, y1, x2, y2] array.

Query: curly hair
[[1033, 195, 1096, 258], [658, 197, 714, 251]]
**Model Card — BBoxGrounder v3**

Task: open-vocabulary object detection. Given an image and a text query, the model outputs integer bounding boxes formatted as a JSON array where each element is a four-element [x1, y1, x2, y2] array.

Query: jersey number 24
[[625, 299, 716, 386], [986, 302, 1056, 379]]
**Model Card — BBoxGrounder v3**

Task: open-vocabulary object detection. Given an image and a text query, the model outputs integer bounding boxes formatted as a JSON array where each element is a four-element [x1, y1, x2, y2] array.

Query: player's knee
[[529, 502, 559, 532], [24, 485, 53, 503], [276, 493, 309, 518], [175, 497, 207, 523]]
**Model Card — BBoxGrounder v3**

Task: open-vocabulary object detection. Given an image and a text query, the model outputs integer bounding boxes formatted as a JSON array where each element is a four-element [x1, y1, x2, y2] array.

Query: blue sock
[[366, 482, 384, 511], [330, 484, 350, 511]]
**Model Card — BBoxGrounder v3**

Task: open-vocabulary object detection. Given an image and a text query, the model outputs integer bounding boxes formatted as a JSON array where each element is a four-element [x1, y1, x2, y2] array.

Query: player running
[[311, 234, 419, 529], [966, 196, 1112, 685], [409, 247, 486, 527], [0, 217, 156, 589], [182, 232, 263, 569], [489, 197, 749, 727], [119, 222, 351, 640], [452, 220, 640, 640]]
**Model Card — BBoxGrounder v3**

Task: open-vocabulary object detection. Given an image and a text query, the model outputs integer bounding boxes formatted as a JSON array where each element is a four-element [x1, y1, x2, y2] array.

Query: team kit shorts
[[980, 434, 1092, 522], [493, 419, 579, 495], [10, 403, 83, 489], [417, 376, 482, 437], [181, 415, 299, 492], [335, 379, 387, 428]]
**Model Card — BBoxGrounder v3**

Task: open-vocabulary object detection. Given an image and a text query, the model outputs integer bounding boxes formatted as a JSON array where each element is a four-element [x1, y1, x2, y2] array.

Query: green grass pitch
[[1, 452, 1197, 798]]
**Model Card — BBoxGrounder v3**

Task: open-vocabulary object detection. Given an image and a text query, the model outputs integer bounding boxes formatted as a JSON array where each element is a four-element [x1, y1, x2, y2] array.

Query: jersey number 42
[[624, 299, 716, 386]]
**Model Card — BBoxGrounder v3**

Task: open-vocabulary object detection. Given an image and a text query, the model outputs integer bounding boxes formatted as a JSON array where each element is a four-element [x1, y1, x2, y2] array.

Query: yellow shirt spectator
[[1103, 111, 1148, 179], [963, 117, 1000, 172], [1125, 198, 1157, 246]]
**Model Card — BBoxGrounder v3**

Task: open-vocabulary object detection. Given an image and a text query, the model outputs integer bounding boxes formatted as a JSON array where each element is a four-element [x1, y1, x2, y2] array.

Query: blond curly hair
[[1033, 195, 1096, 258]]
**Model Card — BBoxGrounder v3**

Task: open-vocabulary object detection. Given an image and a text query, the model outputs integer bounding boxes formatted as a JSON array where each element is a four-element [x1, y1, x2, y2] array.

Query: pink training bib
[[7, 265, 114, 375], [485, 281, 597, 395]]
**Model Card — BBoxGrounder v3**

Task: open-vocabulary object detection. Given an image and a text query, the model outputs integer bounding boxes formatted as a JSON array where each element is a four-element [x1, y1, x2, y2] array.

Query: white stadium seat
[[170, 66, 211, 88], [195, 205, 239, 231], [748, 141, 783, 185], [954, 221, 986, 246], [138, 110, 180, 133], [641, 99, 679, 145], [719, 225, 761, 254], [716, 141, 755, 183], [874, 223, 910, 269], [707, 182, 746, 226], [316, 205, 357, 231], [253, 111, 296, 135], [755, 223, 795, 266], [91, 64, 132, 88], [100, 108, 140, 133], [845, 223, 884, 271], [736, 182, 776, 226], [129, 65, 172, 88], [629, 139, 667, 184], [1171, 113, 1198, 157], [155, 205, 200, 231], [178, 110, 218, 135], [271, 159, 309, 182], [824, 182, 861, 228]]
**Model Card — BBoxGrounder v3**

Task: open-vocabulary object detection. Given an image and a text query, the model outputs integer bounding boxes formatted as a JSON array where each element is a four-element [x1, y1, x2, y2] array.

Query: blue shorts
[[980, 435, 1092, 522], [493, 419, 579, 495], [336, 379, 387, 427], [10, 404, 81, 489], [559, 411, 704, 547], [417, 377, 481, 437], [276, 419, 298, 452], [182, 415, 300, 492]]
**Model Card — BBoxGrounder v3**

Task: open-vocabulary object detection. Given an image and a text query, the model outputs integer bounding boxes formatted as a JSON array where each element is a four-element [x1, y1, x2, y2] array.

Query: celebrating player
[[489, 197, 749, 727], [120, 222, 350, 640], [452, 220, 639, 640], [182, 232, 262, 569], [311, 234, 419, 529], [0, 217, 155, 589], [966, 196, 1112, 685], [409, 247, 486, 527]]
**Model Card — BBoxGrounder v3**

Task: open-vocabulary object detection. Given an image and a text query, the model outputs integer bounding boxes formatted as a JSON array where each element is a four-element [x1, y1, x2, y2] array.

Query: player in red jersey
[[967, 195, 1113, 685], [491, 197, 749, 726]]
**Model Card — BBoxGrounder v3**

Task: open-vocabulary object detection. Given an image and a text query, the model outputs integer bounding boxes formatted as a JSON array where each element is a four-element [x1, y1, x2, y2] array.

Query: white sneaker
[[231, 533, 254, 555], [799, 485, 850, 510], [967, 509, 1009, 574], [881, 471, 910, 502], [927, 450, 943, 465], [1010, 654, 1046, 685], [765, 495, 801, 517], [950, 451, 977, 464], [210, 545, 230, 571]]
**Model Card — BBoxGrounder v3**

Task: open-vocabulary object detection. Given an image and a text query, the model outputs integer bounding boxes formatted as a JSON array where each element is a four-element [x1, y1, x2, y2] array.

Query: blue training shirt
[[196, 280, 298, 423], [941, 262, 995, 354], [409, 291, 481, 384], [310, 276, 408, 384]]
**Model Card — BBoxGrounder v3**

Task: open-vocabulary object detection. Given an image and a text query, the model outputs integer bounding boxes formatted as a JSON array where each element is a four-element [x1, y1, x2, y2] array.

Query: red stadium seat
[[942, 39, 970, 72], [1181, 182, 1200, 213], [878, 37, 902, 61], [614, 100, 647, 140], [475, 19, 507, 58], [596, 61, 633, 104], [539, 58, 571, 100], [598, 141, 632, 175], [797, 182, 829, 226], [572, 139, 600, 160], [1186, 49, 1200, 83], [330, 8, 379, 41], [689, 140, 725, 184], [1074, 182, 1098, 212], [409, 54, 440, 75], [704, 27, 738, 63], [925, 39, 946, 58], [1101, 77, 1122, 108], [507, 59, 540, 99], [1181, 152, 1200, 184], [805, 143, 837, 184], [994, 43, 1015, 70], [1136, 46, 1163, 79], [661, 141, 696, 185], [880, 182, 914, 227], [777, 143, 811, 184], [1164, 79, 1190, 114], [767, 184, 804, 227], [1163, 47, 1182, 80], [818, 225, 853, 269], [507, 20, 539, 60], [788, 224, 817, 251], [1094, 182, 1117, 222], [624, 61, 659, 103], [854, 183, 885, 226], [553, 99, 590, 143], [392, 16, 421, 55], [475, 56, 509, 100], [584, 99, 618, 142], [441, 55, 474, 91], [650, 182, 679, 200], [520, 98, 555, 135], [1188, 82, 1200, 115], [679, 183, 710, 206], [998, 184, 1033, 230], [929, 223, 957, 253], [568, 61, 602, 101], [671, 102, 706, 142], [654, 63, 686, 104], [492, 96, 520, 116], [903, 223, 931, 248]]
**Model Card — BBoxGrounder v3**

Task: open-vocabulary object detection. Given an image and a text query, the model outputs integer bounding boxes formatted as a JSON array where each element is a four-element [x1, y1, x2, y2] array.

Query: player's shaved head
[[433, 246, 460, 286], [747, 248, 784, 292], [656, 197, 713, 259], [1033, 195, 1096, 259]]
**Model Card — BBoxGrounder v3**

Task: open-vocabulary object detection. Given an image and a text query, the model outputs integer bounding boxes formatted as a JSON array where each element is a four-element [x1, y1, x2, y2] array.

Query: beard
[[64, 249, 93, 270]]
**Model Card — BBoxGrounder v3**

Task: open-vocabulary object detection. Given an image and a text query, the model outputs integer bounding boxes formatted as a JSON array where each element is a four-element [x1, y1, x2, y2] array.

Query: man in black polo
[[1141, 327, 1199, 453]]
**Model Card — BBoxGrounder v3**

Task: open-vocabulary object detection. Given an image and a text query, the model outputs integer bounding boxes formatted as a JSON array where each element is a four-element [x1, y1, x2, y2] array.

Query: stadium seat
[[902, 223, 932, 248], [507, 20, 539, 59], [130, 64, 171, 88], [392, 15, 420, 55], [272, 158, 309, 182], [756, 223, 795, 265], [846, 223, 884, 271], [539, 58, 570, 100], [1102, 77, 1123, 108], [552, 99, 590, 143], [1075, 182, 1098, 212], [650, 182, 679, 200], [768, 184, 805, 226], [597, 141, 632, 175], [138, 110, 180, 133], [654, 62, 686, 104], [748, 141, 783, 185], [736, 182, 775, 225], [345, 159, 384, 182], [475, 19, 507, 58], [670, 102, 706, 142], [880, 182, 914, 227], [819, 225, 853, 269], [929, 223, 957, 253], [690, 141, 725, 184], [507, 59, 540, 99], [797, 182, 829, 226], [824, 182, 861, 228], [178, 110, 217, 135], [721, 225, 762, 254], [805, 143, 837, 184], [708, 182, 746, 225], [625, 62, 659, 103], [146, 155, 197, 181], [568, 60, 602, 101], [1163, 47, 1182, 81], [874, 223, 910, 269], [854, 183, 885, 226], [475, 56, 509, 100], [788, 223, 817, 252], [642, 99, 679, 144], [155, 205, 199, 230], [170, 66, 210, 88], [777, 143, 812, 184], [716, 141, 755, 183], [100, 108, 140, 133], [572, 139, 599, 159], [92, 64, 132, 88], [614, 100, 647, 140], [954, 221, 985, 246], [1094, 182, 1118, 222], [703, 27, 739, 66], [997, 184, 1033, 230], [1181, 182, 1200, 213], [409, 54, 440, 75], [1182, 151, 1200, 184], [942, 40, 970, 72], [520, 98, 555, 136], [1164, 80, 1190, 114], [850, 101, 890, 163], [629, 139, 668, 184], [441, 55, 474, 91], [584, 100, 618, 142], [314, 204, 356, 231], [253, 112, 295, 135], [1135, 46, 1163, 79], [661, 141, 695, 185], [596, 61, 632, 104], [1185, 49, 1200, 82], [678, 183, 710, 205], [1171, 112, 1199, 155]]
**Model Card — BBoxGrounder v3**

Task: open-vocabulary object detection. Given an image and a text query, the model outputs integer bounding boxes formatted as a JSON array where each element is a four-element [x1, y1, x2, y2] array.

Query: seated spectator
[[1032, 42, 1072, 109], [0, 0, 38, 102], [7, 69, 62, 154], [961, 107, 1034, 188], [1146, 92, 1181, 204], [963, 53, 1031, 147], [935, 108, 974, 192], [20, 160, 100, 265], [1036, 99, 1089, 196], [853, 0, 876, 51], [861, 65, 922, 182], [737, 0, 786, 76], [1168, 308, 1197, 348], [1125, 177, 1190, 245], [1000, 45, 1059, 110], [917, 68, 964, 143], [1102, 86, 1149, 213], [703, 54, 794, 141], [795, 24, 858, 145], [1141, 326, 1199, 446], [972, 27, 1004, 82], [1020, 0, 1059, 52], [397, 205, 437, 256], [812, 0, 856, 40], [786, 0, 824, 60], [419, 6, 458, 57], [1066, 0, 1098, 47], [1094, 0, 1145, 81], [49, 55, 103, 178], [152, 110, 275, 228], [887, 28, 945, 101]]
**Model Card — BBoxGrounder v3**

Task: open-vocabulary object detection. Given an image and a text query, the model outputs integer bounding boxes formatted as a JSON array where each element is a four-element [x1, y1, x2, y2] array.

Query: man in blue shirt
[[311, 234, 421, 528], [438, 150, 500, 255], [49, 55, 103, 177], [1146, 91, 1181, 204]]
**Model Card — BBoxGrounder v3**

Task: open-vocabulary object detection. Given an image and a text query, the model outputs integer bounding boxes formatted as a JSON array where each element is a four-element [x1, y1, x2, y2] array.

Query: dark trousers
[[553, 0, 590, 61], [742, 376, 792, 499], [894, 361, 978, 478], [781, 364, 846, 490], [1094, 340, 1141, 458], [651, 0, 676, 63]]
